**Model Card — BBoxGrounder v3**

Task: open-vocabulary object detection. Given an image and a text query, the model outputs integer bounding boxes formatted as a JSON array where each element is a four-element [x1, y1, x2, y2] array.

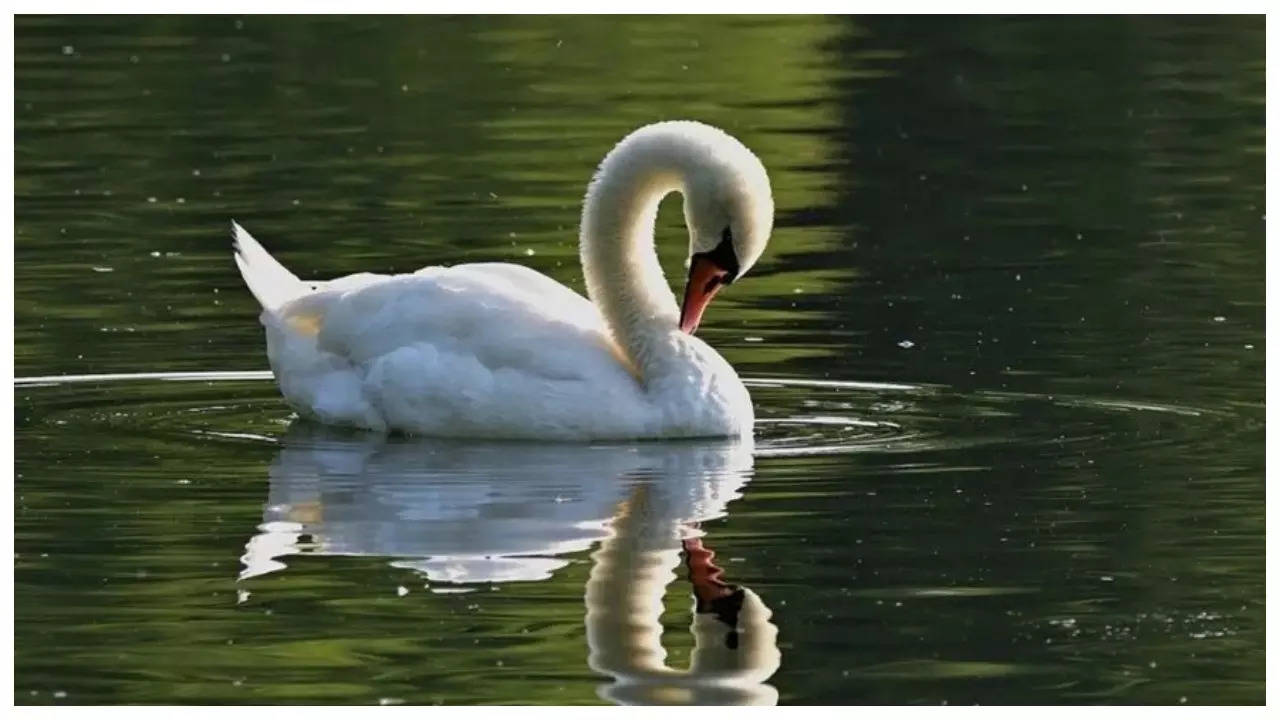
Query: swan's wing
[[232, 221, 312, 310], [420, 262, 602, 330], [292, 263, 614, 373], [262, 262, 644, 435]]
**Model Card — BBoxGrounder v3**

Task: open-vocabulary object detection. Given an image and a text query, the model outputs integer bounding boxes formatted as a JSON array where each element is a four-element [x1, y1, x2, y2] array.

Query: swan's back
[[230, 224, 686, 438], [263, 267, 659, 438]]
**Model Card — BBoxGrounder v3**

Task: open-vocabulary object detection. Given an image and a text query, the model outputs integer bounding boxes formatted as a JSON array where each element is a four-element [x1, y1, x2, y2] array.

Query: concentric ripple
[[14, 370, 1249, 459]]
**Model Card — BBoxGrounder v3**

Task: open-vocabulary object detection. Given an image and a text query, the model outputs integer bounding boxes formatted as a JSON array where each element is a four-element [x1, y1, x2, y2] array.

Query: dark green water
[[15, 15, 1264, 705]]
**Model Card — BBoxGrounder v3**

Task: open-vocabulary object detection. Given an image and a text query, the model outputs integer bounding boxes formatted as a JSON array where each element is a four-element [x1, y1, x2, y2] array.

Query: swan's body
[[234, 121, 774, 440]]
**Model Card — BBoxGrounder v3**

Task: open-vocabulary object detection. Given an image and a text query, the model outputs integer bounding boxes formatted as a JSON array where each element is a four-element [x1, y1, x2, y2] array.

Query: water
[[15, 15, 1264, 705]]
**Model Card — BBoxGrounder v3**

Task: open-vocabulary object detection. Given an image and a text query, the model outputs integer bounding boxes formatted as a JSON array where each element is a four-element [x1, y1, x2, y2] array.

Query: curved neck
[[579, 141, 691, 376]]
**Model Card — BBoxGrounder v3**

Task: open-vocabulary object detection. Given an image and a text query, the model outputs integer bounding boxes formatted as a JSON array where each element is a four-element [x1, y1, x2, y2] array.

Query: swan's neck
[[580, 143, 690, 377]]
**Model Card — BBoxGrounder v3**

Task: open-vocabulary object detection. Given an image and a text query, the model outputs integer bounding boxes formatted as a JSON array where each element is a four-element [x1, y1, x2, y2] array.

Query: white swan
[[233, 121, 774, 439]]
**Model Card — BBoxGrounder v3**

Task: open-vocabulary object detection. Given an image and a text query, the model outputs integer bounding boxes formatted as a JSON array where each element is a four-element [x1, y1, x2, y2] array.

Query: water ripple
[[14, 370, 1247, 462]]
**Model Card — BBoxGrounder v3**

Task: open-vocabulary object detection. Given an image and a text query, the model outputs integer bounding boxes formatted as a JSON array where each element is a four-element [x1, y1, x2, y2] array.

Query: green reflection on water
[[16, 14, 1263, 705]]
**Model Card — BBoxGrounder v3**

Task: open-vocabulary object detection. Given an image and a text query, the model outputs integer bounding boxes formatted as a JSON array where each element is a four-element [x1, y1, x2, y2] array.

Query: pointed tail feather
[[231, 221, 309, 311]]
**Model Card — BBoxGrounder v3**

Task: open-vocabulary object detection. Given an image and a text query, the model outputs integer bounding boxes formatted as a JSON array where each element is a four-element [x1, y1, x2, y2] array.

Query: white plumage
[[233, 121, 774, 440], [232, 223, 311, 310]]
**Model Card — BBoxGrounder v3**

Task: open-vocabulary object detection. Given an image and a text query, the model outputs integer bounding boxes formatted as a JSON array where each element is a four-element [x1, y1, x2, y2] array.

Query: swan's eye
[[709, 227, 741, 284]]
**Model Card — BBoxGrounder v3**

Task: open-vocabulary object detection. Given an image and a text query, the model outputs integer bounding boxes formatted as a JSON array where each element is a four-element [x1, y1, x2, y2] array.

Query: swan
[[232, 121, 774, 440]]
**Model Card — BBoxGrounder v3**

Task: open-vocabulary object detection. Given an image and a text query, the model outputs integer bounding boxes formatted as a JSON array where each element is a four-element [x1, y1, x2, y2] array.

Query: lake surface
[[15, 15, 1264, 705]]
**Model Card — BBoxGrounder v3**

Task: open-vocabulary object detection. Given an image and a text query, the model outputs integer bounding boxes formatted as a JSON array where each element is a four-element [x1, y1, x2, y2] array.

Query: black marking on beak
[[692, 226, 740, 285]]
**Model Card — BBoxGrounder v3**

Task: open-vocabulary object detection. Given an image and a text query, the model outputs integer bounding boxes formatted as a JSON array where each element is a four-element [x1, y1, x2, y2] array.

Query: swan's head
[[582, 121, 775, 338], [676, 124, 775, 334]]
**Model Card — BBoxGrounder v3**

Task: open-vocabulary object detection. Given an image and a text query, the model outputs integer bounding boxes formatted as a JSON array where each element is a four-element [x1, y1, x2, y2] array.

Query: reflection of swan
[[241, 424, 755, 583], [232, 121, 774, 440], [241, 424, 780, 704], [587, 485, 781, 705]]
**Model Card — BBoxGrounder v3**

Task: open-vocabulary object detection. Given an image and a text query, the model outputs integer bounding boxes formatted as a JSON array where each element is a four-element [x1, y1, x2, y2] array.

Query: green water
[[15, 15, 1264, 705]]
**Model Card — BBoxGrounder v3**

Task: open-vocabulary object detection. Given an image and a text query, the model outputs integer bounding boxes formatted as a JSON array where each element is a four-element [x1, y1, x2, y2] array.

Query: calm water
[[15, 15, 1264, 705]]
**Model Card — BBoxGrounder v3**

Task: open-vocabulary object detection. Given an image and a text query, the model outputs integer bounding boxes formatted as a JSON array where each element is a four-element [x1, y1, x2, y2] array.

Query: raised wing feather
[[232, 221, 311, 310], [276, 262, 630, 386]]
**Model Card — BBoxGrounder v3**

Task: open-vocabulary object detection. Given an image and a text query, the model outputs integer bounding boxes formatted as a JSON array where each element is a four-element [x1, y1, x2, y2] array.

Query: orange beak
[[679, 255, 732, 334]]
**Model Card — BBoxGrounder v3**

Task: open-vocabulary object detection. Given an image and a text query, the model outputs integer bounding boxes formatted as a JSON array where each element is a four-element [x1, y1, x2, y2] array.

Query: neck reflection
[[586, 484, 780, 705], [241, 423, 780, 705]]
